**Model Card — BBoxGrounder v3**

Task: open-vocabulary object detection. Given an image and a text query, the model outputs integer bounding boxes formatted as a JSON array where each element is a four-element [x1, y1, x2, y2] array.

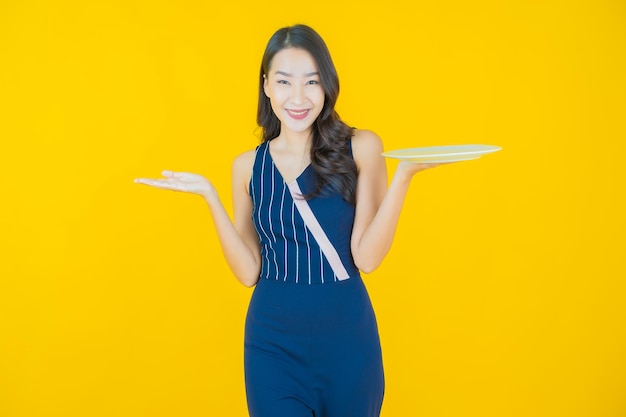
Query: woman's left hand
[[394, 160, 453, 180]]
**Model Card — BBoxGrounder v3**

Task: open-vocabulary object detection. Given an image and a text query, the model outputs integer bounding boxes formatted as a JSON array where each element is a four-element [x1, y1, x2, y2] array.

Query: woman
[[135, 24, 445, 417]]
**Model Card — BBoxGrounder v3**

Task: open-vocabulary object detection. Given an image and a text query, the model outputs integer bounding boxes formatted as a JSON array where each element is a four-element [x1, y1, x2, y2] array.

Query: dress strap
[[287, 181, 350, 281]]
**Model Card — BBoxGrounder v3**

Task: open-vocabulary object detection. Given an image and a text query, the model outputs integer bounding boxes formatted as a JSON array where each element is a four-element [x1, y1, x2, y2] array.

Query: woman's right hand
[[134, 162, 261, 287], [134, 170, 215, 199]]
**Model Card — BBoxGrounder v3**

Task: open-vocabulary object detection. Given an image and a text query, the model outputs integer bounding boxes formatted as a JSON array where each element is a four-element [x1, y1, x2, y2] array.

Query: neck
[[276, 128, 313, 153]]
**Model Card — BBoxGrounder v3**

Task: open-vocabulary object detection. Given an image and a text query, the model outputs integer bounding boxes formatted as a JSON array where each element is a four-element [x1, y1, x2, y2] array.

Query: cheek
[[268, 85, 288, 102], [267, 89, 286, 115], [312, 88, 325, 106]]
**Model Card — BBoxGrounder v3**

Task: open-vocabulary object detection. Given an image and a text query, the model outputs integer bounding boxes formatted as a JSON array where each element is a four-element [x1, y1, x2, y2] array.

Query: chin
[[283, 123, 315, 134]]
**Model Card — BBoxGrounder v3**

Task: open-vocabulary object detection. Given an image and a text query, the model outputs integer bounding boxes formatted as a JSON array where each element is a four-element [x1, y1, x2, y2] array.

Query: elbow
[[352, 238, 388, 275], [352, 243, 389, 274], [238, 275, 259, 288], [233, 267, 260, 288], [354, 258, 381, 274], [358, 265, 379, 274], [237, 271, 260, 288], [240, 279, 257, 288]]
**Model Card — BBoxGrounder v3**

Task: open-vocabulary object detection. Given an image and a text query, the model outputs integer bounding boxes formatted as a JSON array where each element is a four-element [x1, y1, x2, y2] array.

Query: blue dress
[[244, 141, 385, 417]]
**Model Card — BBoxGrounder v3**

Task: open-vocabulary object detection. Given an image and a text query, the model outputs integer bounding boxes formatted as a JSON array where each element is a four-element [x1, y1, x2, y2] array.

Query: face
[[263, 47, 325, 136]]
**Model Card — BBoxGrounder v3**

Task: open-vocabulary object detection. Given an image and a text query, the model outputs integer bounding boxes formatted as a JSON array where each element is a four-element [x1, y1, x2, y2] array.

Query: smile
[[286, 109, 310, 120]]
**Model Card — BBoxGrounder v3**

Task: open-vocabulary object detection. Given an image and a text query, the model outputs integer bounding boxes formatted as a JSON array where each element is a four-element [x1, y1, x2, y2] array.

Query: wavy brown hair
[[257, 24, 357, 205]]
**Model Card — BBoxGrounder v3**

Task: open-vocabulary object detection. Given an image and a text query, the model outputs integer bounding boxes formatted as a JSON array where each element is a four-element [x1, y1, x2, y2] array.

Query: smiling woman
[[261, 48, 325, 182], [257, 26, 358, 204], [263, 49, 324, 126], [135, 24, 449, 417]]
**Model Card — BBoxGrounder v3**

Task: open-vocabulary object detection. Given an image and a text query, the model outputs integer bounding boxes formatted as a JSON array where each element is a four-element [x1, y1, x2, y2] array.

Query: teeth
[[289, 109, 308, 115]]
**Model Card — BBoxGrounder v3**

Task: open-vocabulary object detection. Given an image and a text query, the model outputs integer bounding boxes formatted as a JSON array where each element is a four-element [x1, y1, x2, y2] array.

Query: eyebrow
[[274, 71, 320, 77]]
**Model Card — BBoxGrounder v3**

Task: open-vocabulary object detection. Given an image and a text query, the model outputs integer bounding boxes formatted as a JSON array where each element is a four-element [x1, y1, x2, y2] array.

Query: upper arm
[[231, 150, 261, 258], [350, 130, 388, 249]]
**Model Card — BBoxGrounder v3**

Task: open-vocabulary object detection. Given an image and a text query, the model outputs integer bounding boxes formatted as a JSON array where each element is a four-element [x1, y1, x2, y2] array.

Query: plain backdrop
[[1, 1, 625, 416]]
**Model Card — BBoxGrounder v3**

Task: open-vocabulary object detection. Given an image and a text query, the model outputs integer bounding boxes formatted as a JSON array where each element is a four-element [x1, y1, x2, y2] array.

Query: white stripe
[[287, 181, 350, 281], [279, 185, 287, 281], [304, 226, 311, 284], [292, 200, 298, 283], [269, 164, 279, 280], [320, 247, 324, 284]]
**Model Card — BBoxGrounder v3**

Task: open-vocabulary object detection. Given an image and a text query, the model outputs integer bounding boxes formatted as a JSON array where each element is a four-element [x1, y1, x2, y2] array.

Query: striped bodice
[[249, 141, 360, 284]]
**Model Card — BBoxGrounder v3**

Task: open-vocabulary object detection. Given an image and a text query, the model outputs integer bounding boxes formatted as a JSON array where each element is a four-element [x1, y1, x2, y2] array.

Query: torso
[[248, 140, 360, 284]]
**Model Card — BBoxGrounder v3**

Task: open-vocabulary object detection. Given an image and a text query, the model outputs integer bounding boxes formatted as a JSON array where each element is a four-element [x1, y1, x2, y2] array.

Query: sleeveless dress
[[244, 141, 385, 417]]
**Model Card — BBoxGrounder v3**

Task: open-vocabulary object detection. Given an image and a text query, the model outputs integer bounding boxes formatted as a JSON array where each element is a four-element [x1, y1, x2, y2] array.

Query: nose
[[290, 84, 304, 105]]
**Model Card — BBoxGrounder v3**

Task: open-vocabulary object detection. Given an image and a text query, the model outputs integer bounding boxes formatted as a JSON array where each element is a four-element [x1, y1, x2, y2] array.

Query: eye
[[277, 80, 289, 85], [306, 80, 319, 85]]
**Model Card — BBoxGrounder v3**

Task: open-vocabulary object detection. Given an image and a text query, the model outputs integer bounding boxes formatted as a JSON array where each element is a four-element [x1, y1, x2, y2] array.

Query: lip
[[286, 109, 310, 120]]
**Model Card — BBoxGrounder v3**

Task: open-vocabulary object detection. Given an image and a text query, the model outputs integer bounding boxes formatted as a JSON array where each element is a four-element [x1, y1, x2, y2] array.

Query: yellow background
[[1, 1, 625, 416]]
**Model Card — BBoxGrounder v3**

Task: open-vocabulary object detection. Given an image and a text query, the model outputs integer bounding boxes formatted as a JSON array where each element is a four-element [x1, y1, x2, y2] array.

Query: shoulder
[[351, 129, 384, 169], [232, 148, 257, 172], [232, 148, 257, 190]]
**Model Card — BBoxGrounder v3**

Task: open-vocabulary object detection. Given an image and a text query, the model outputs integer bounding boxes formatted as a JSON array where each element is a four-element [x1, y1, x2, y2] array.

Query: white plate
[[382, 144, 502, 163]]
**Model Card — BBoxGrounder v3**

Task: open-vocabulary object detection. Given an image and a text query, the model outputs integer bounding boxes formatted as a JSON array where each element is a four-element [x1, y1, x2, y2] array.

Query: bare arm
[[134, 151, 261, 287], [227, 151, 262, 286], [350, 130, 447, 273]]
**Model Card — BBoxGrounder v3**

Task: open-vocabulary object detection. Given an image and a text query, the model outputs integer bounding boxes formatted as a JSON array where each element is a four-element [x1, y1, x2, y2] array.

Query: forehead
[[269, 48, 319, 75]]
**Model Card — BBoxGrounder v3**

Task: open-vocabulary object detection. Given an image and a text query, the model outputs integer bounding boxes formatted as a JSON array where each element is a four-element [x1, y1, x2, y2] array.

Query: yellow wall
[[1, 1, 624, 416]]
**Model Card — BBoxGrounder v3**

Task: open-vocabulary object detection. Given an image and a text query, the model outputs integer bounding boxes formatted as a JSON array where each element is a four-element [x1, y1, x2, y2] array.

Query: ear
[[263, 74, 269, 97]]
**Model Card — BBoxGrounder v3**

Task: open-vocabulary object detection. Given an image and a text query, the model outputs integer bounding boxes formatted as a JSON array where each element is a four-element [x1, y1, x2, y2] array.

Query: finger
[[134, 178, 159, 186], [134, 178, 179, 190], [164, 170, 193, 180]]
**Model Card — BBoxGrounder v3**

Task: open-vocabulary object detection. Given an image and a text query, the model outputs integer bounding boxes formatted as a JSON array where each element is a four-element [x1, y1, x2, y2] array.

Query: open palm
[[134, 170, 214, 197]]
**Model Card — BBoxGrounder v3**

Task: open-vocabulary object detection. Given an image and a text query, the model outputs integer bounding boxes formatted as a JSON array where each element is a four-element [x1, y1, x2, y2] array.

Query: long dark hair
[[257, 24, 357, 205]]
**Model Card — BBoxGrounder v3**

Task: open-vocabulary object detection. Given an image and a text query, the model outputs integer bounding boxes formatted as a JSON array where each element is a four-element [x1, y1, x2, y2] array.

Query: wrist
[[393, 163, 416, 185], [200, 186, 219, 204]]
